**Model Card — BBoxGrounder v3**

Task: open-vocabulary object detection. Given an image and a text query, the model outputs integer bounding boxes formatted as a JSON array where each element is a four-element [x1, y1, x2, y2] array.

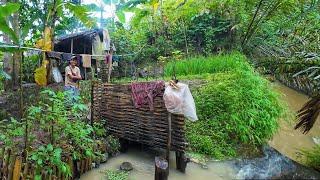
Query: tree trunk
[[3, 34, 13, 91], [11, 0, 21, 89], [2, 0, 13, 90]]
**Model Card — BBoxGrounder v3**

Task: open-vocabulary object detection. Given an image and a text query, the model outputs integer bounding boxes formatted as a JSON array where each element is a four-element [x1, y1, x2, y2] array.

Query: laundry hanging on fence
[[76, 54, 82, 66], [34, 60, 49, 86], [105, 54, 112, 64], [163, 82, 198, 121], [82, 54, 91, 68], [131, 81, 165, 111]]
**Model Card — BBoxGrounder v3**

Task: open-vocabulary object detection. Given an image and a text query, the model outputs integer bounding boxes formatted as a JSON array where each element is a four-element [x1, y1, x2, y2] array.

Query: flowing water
[[269, 82, 320, 163], [81, 82, 320, 180]]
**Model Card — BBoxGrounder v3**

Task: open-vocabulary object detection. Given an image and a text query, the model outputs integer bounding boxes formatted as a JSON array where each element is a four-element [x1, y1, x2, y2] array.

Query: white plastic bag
[[163, 82, 198, 121], [52, 67, 63, 83]]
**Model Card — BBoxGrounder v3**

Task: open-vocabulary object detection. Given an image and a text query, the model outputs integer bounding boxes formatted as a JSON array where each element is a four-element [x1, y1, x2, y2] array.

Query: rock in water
[[312, 137, 320, 145], [120, 162, 133, 171], [101, 153, 109, 163]]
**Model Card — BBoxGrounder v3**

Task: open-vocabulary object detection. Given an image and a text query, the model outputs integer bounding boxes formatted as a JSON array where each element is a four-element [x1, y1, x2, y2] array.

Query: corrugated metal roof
[[54, 29, 103, 43]]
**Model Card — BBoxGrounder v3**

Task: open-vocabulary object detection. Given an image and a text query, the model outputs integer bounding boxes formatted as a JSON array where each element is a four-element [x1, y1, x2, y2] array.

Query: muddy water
[[269, 82, 320, 163], [81, 82, 320, 180], [80, 149, 236, 180]]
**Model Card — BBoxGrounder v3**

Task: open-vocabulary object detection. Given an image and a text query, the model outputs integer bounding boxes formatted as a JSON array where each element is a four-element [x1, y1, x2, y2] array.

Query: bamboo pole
[[166, 113, 172, 166]]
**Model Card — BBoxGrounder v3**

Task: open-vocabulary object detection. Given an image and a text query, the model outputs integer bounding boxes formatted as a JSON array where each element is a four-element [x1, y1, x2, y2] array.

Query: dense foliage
[[0, 0, 319, 173], [0, 89, 119, 178], [176, 54, 285, 158], [302, 145, 320, 171]]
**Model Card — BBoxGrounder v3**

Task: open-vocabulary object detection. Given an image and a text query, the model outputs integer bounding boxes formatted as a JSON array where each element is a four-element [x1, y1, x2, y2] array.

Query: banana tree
[[0, 2, 20, 45], [38, 0, 96, 52]]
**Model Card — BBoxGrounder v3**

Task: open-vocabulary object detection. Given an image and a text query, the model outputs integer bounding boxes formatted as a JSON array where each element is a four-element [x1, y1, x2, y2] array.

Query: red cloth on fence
[[131, 81, 165, 111]]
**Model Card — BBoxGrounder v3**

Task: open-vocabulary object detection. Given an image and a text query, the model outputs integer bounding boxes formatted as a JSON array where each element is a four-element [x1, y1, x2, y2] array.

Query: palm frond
[[64, 3, 97, 28], [295, 95, 320, 134]]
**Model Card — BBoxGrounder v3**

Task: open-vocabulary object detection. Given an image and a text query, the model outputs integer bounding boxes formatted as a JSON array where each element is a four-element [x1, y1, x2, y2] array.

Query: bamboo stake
[[166, 113, 172, 167]]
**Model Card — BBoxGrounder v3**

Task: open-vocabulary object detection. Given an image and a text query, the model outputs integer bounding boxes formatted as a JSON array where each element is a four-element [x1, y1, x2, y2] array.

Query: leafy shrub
[[302, 145, 320, 171], [0, 118, 24, 149], [187, 71, 284, 158], [30, 144, 71, 178], [106, 135, 120, 156], [23, 89, 96, 178], [105, 170, 129, 180]]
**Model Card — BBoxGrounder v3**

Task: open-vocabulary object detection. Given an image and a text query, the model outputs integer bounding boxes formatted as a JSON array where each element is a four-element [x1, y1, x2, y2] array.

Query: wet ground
[[81, 82, 320, 180]]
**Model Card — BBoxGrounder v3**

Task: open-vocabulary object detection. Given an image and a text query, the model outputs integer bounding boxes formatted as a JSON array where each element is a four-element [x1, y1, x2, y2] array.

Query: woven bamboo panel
[[92, 82, 187, 152]]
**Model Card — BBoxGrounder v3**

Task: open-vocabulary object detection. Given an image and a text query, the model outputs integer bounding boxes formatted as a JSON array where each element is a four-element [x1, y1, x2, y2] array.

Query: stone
[[312, 137, 320, 145], [120, 162, 133, 171]]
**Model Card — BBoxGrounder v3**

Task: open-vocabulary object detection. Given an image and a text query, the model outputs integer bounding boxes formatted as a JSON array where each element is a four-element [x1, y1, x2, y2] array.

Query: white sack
[[52, 67, 63, 83], [163, 82, 198, 121]]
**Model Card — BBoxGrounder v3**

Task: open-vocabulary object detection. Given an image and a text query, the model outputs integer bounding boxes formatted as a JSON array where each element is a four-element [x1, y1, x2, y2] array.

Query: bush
[[179, 54, 285, 159], [302, 145, 320, 171], [164, 52, 252, 77]]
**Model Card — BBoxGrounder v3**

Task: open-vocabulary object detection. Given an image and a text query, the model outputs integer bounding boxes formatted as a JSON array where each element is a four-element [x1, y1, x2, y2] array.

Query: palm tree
[[295, 96, 320, 134]]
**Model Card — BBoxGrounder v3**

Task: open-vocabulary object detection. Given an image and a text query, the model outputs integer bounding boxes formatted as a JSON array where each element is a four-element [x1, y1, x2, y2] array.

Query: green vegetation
[[164, 52, 252, 77], [302, 145, 320, 171], [104, 170, 129, 180], [166, 54, 285, 159], [1, 0, 319, 175], [0, 89, 106, 178]]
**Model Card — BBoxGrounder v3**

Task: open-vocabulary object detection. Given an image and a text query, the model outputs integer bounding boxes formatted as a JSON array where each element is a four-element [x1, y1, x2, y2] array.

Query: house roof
[[54, 29, 103, 43]]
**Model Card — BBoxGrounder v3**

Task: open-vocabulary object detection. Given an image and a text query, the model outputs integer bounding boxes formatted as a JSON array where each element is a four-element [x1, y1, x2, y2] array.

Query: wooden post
[[7, 154, 16, 180], [166, 113, 172, 164], [12, 156, 22, 180], [70, 39, 74, 54], [176, 151, 189, 173], [20, 51, 24, 119], [107, 53, 113, 83], [154, 156, 168, 180], [90, 80, 94, 127], [2, 149, 11, 179]]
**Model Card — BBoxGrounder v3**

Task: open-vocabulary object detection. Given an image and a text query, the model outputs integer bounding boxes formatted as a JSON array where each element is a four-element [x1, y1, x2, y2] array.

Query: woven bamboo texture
[[92, 82, 187, 152]]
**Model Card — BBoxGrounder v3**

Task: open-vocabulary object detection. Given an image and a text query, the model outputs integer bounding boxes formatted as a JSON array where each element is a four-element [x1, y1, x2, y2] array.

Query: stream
[[80, 82, 320, 180]]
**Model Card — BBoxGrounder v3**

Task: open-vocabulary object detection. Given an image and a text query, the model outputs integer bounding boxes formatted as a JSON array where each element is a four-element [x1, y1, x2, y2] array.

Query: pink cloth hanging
[[105, 54, 112, 64], [131, 81, 165, 111]]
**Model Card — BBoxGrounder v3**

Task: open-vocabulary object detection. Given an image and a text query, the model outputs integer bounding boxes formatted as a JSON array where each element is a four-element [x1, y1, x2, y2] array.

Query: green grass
[[187, 71, 284, 158], [302, 145, 320, 171], [109, 52, 286, 159], [164, 52, 252, 77], [104, 170, 129, 180], [163, 52, 285, 159]]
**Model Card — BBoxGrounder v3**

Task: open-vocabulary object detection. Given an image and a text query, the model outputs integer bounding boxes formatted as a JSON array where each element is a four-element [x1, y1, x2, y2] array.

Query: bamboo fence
[[0, 148, 93, 180], [92, 82, 187, 153]]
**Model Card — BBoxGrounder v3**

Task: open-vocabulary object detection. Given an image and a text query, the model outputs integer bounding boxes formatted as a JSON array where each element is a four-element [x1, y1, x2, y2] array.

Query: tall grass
[[168, 52, 286, 158], [187, 71, 284, 158], [302, 145, 320, 171], [164, 52, 252, 77]]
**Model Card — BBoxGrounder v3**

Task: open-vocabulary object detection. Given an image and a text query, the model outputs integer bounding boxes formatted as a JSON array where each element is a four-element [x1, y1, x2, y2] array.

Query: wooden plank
[[2, 148, 11, 179], [8, 154, 16, 180], [12, 156, 22, 180]]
